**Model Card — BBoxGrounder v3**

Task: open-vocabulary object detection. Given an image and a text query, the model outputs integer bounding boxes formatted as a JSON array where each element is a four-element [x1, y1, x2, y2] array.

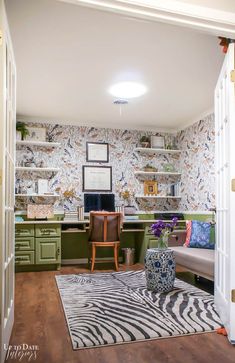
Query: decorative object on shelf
[[139, 136, 150, 148], [27, 204, 54, 219], [86, 142, 109, 162], [151, 217, 178, 249], [172, 183, 180, 196], [150, 135, 165, 149], [144, 180, 157, 196], [120, 189, 136, 215], [26, 181, 36, 195], [16, 131, 21, 141], [37, 179, 48, 194], [166, 184, 174, 196], [25, 127, 46, 141], [64, 210, 78, 221], [145, 248, 176, 292], [163, 163, 176, 172], [115, 205, 124, 214], [143, 164, 157, 172], [165, 136, 177, 150], [77, 206, 84, 220], [16, 121, 29, 140], [83, 165, 112, 192], [123, 205, 136, 215]]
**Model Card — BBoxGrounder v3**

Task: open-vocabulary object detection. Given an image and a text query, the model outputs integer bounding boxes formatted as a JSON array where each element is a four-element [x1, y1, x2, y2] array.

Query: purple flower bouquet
[[151, 217, 178, 249]]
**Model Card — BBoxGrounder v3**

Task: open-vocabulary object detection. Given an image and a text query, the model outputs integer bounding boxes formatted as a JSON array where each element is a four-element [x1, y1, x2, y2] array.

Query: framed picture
[[86, 142, 109, 162], [37, 179, 48, 194], [144, 180, 158, 196], [151, 135, 165, 149], [25, 127, 46, 141], [83, 165, 112, 192]]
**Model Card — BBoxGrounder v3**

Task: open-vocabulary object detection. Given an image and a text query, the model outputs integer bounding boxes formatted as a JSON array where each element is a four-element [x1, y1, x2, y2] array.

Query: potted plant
[[121, 189, 136, 215], [140, 136, 150, 148], [143, 164, 157, 172], [151, 217, 178, 249], [16, 121, 29, 140]]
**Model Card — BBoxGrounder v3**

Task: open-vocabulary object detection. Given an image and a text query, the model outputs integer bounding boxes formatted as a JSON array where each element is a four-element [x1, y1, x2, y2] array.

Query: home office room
[[1, 0, 235, 362]]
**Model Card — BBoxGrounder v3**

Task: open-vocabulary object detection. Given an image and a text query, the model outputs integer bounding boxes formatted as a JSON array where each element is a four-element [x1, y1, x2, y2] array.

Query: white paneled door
[[0, 1, 16, 362], [215, 43, 235, 344]]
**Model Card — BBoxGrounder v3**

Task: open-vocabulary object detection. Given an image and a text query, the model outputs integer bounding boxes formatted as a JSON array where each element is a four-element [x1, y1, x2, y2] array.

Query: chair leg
[[114, 244, 119, 271], [91, 244, 96, 272], [88, 243, 91, 268]]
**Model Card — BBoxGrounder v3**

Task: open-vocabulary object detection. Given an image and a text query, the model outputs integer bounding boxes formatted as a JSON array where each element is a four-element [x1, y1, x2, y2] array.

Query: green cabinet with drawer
[[36, 237, 61, 264], [15, 237, 35, 251], [35, 224, 61, 238], [15, 251, 35, 265], [15, 223, 61, 270], [15, 225, 34, 238]]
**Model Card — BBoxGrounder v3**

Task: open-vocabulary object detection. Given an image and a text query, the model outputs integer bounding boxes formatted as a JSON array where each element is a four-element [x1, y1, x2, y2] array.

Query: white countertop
[[15, 219, 187, 225]]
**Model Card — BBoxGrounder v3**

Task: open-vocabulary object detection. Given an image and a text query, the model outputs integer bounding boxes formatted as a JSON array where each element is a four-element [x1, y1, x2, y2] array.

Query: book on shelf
[[64, 211, 78, 221]]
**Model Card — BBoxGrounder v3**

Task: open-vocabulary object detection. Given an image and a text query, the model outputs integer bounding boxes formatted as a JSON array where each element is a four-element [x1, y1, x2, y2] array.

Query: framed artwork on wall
[[86, 142, 109, 162], [144, 180, 158, 195], [151, 135, 165, 149], [83, 165, 112, 192]]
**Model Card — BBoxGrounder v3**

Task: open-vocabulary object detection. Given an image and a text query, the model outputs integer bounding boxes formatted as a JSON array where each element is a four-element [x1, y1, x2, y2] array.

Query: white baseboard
[[61, 257, 123, 265]]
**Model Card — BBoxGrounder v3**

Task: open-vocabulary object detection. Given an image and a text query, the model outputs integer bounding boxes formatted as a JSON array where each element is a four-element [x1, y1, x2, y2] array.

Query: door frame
[[0, 0, 16, 362], [59, 0, 235, 38]]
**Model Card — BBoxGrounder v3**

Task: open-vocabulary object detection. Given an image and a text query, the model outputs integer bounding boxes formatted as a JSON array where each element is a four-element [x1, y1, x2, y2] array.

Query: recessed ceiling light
[[109, 82, 147, 99]]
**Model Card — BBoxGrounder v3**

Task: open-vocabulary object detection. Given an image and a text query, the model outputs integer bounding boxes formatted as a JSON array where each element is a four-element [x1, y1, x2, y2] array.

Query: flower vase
[[157, 232, 169, 249]]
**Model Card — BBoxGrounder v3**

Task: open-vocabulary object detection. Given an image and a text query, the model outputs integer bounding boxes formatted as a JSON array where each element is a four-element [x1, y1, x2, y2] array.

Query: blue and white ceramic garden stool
[[145, 248, 176, 292]]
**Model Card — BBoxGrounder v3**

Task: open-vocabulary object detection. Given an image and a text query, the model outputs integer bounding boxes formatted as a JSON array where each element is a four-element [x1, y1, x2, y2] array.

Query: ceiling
[[5, 0, 224, 131], [175, 0, 235, 13]]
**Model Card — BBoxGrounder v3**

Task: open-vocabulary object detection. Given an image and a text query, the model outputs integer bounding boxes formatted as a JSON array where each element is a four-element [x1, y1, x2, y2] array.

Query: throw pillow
[[189, 220, 214, 249], [183, 220, 192, 247]]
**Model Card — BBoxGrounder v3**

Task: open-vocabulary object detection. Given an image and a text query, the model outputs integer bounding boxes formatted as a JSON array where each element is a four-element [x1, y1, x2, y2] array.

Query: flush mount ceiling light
[[109, 82, 147, 99]]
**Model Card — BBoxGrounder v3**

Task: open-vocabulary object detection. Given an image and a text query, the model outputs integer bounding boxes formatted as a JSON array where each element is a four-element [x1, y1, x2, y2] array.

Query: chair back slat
[[104, 216, 108, 242]]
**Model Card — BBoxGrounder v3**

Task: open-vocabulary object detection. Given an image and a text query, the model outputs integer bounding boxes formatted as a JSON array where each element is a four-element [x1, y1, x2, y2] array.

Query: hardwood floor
[[8, 264, 235, 363]]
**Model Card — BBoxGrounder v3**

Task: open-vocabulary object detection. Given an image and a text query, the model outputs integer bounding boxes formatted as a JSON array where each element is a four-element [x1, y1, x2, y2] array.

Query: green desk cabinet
[[15, 223, 61, 271], [36, 237, 61, 264]]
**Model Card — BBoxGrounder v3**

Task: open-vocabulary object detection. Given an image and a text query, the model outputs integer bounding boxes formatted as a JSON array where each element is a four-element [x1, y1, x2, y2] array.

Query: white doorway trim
[[59, 0, 235, 37]]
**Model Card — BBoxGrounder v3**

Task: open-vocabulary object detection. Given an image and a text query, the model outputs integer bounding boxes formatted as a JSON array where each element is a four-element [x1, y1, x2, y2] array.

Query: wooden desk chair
[[88, 212, 122, 272]]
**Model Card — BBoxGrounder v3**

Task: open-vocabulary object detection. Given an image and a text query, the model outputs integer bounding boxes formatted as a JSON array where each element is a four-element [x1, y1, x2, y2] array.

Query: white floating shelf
[[135, 195, 181, 199], [15, 167, 60, 172], [16, 140, 60, 148], [135, 147, 181, 154], [134, 171, 181, 176], [15, 193, 60, 198]]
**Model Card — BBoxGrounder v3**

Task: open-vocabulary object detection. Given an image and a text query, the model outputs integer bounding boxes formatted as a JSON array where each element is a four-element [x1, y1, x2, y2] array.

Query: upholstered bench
[[170, 246, 214, 281]]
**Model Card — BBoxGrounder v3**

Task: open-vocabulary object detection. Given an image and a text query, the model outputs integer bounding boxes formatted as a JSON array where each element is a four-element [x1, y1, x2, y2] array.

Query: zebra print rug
[[55, 270, 221, 349]]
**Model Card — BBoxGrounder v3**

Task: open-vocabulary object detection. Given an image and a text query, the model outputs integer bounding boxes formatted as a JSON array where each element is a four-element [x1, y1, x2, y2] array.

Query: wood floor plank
[[8, 264, 235, 363]]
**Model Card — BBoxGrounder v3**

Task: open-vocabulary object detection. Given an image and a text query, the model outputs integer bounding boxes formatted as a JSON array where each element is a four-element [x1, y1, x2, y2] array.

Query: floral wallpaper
[[177, 113, 215, 211], [15, 124, 180, 211], [15, 114, 215, 212]]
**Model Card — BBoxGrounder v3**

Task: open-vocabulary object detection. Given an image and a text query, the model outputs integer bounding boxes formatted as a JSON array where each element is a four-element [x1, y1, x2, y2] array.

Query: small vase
[[124, 205, 136, 215], [157, 233, 169, 249]]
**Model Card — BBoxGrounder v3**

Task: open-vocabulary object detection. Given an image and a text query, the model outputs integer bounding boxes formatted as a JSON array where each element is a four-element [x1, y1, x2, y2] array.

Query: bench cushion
[[170, 246, 214, 279]]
